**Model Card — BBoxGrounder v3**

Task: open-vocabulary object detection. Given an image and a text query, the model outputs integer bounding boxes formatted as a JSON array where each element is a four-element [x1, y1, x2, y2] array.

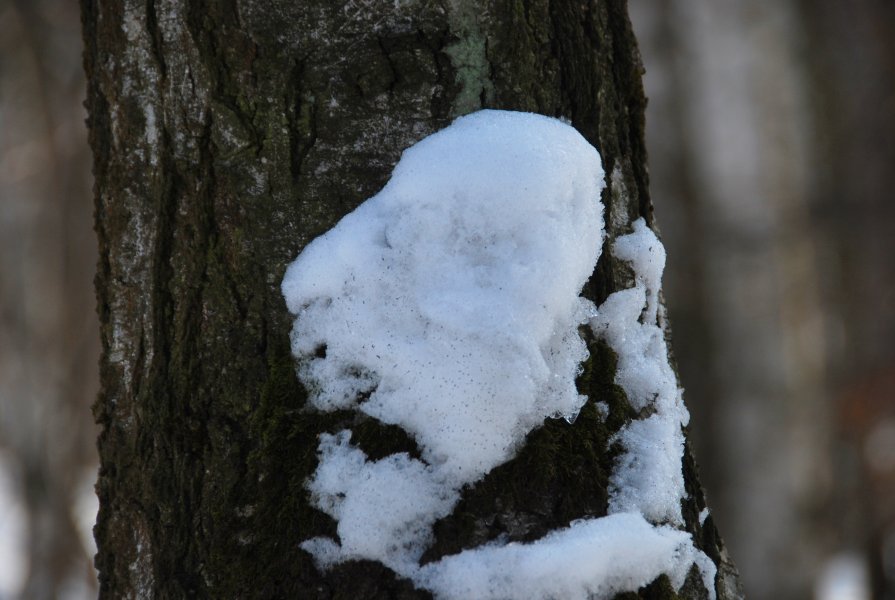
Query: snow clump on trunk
[[282, 110, 715, 599]]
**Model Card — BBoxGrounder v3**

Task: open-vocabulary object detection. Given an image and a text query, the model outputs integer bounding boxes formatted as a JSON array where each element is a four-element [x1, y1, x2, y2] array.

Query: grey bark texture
[[81, 0, 742, 598]]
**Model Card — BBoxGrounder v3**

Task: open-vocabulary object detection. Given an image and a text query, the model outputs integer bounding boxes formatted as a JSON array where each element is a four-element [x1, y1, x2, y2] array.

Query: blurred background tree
[[0, 0, 892, 598], [630, 0, 895, 598], [0, 0, 99, 598]]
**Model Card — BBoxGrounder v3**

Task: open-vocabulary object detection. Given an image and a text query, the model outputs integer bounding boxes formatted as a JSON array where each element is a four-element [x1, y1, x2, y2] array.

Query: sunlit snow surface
[[283, 110, 713, 598]]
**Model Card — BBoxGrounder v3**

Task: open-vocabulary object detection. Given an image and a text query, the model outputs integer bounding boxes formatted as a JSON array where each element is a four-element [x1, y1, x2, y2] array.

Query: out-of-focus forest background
[[0, 0, 98, 598], [631, 0, 895, 598], [0, 0, 892, 598]]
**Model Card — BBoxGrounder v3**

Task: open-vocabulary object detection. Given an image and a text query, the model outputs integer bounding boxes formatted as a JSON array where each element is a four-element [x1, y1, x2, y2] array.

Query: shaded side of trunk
[[81, 0, 739, 597]]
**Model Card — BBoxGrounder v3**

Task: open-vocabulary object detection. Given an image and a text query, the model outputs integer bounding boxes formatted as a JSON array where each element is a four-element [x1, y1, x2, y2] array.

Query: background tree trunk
[[0, 1, 98, 597], [629, 2, 832, 597], [81, 0, 740, 597]]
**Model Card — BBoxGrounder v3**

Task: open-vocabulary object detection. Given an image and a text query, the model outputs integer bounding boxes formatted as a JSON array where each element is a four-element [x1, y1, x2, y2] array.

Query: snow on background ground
[[283, 110, 714, 598], [815, 553, 871, 600], [0, 452, 27, 598], [0, 453, 97, 600]]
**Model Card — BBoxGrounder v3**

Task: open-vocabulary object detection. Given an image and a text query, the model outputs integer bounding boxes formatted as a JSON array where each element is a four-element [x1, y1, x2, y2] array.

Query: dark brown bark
[[81, 1, 740, 597]]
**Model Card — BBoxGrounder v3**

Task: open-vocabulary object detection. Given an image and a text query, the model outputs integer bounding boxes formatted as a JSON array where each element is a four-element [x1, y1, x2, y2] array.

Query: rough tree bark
[[81, 1, 741, 597]]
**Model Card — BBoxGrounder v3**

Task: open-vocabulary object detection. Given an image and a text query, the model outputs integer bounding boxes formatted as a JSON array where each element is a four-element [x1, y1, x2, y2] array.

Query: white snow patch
[[283, 110, 714, 598], [301, 431, 459, 576], [417, 513, 699, 599], [588, 220, 716, 597], [283, 109, 603, 491], [815, 552, 871, 600], [72, 467, 99, 562], [591, 219, 689, 525], [0, 451, 26, 597]]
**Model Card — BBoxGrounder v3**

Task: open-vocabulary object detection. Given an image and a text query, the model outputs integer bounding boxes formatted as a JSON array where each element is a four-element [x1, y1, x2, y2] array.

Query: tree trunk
[[629, 2, 833, 597], [81, 1, 741, 597]]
